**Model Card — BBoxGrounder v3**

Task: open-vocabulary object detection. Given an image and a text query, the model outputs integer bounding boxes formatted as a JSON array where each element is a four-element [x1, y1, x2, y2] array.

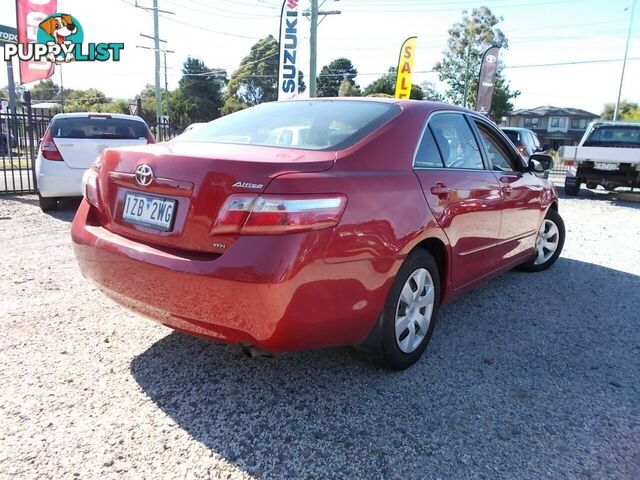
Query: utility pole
[[164, 50, 171, 125], [614, 0, 636, 121], [152, 0, 162, 132], [136, 40, 174, 139], [306, 0, 341, 97], [136, 1, 174, 137], [309, 0, 318, 97]]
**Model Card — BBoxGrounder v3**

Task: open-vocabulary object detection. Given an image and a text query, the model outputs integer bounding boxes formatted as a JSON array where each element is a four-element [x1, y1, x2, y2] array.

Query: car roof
[[51, 112, 146, 122], [590, 121, 640, 127], [280, 97, 471, 116], [501, 127, 532, 133]]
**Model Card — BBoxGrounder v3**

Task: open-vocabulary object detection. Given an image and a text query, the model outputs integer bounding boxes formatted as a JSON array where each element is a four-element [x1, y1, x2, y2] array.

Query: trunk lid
[[97, 142, 336, 253]]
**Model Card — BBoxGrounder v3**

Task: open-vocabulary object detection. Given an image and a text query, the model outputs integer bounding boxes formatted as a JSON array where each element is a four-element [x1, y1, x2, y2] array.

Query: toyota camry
[[71, 99, 565, 369]]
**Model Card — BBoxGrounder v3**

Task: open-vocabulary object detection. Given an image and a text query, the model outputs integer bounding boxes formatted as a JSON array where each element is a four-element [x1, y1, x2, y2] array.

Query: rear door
[[413, 111, 503, 290], [472, 118, 543, 260], [50, 115, 149, 169]]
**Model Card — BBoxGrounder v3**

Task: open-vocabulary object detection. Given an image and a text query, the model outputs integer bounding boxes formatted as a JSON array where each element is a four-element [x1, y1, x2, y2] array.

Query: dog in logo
[[39, 14, 77, 63]]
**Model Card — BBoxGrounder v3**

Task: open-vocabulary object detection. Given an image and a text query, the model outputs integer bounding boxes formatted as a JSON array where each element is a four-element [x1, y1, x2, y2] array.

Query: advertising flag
[[475, 46, 500, 114], [16, 0, 57, 84], [278, 0, 309, 101], [394, 36, 417, 99]]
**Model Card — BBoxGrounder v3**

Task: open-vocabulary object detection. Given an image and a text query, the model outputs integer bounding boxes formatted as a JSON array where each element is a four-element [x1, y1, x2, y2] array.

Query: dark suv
[[501, 127, 544, 160]]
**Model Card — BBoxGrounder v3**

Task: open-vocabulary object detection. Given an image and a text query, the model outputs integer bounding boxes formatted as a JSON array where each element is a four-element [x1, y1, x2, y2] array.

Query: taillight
[[40, 128, 63, 161], [82, 167, 100, 208], [517, 145, 526, 153], [564, 160, 576, 167], [212, 194, 347, 235], [145, 130, 156, 144]]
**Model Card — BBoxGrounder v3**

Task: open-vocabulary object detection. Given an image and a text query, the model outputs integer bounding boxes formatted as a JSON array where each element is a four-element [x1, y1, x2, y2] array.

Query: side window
[[475, 123, 520, 172], [429, 113, 484, 170], [414, 125, 444, 168]]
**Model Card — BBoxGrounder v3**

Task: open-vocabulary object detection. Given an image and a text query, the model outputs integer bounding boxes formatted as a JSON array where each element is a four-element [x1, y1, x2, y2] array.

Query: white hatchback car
[[36, 113, 154, 211]]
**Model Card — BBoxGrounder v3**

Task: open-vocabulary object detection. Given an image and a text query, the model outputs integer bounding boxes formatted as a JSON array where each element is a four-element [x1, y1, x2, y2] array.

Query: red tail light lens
[[40, 128, 63, 161], [212, 194, 347, 235]]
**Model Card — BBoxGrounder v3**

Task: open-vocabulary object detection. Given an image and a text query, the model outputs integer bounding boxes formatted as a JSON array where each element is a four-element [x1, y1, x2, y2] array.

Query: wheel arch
[[411, 236, 449, 303]]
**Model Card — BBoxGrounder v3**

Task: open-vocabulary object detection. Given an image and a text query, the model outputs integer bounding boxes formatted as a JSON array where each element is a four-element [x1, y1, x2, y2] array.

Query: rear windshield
[[50, 116, 149, 140], [176, 100, 401, 151], [583, 125, 640, 148], [503, 130, 520, 143]]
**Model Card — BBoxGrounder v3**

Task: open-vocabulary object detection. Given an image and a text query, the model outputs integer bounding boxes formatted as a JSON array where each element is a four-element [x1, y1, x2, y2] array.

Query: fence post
[[24, 91, 38, 192]]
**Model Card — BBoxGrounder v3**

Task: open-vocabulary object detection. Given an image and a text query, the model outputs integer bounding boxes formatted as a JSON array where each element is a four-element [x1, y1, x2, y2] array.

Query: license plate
[[122, 192, 176, 231], [595, 162, 618, 171]]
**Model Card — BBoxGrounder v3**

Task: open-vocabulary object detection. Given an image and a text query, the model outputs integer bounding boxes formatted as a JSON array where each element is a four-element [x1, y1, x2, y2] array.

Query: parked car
[[71, 99, 563, 370], [36, 112, 155, 211], [560, 121, 640, 195], [501, 127, 546, 159]]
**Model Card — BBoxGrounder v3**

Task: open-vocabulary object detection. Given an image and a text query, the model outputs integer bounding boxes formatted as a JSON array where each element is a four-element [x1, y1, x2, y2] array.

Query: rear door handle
[[430, 184, 451, 197]]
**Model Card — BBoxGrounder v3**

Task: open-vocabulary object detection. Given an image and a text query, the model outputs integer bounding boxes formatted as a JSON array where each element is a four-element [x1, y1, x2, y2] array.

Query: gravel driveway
[[1, 191, 639, 480]]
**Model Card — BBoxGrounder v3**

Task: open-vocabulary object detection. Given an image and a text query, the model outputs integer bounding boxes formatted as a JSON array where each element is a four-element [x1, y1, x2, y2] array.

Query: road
[[0, 191, 638, 479]]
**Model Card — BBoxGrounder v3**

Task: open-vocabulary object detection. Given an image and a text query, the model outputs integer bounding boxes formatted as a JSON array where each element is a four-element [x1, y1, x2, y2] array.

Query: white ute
[[560, 121, 640, 196], [36, 112, 154, 211]]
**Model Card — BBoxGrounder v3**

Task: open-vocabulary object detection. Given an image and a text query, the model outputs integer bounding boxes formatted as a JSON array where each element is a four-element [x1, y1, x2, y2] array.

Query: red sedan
[[72, 99, 565, 369]]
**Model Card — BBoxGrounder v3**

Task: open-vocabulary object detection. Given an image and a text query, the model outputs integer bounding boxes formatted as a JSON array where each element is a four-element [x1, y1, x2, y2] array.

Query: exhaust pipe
[[239, 344, 275, 359]]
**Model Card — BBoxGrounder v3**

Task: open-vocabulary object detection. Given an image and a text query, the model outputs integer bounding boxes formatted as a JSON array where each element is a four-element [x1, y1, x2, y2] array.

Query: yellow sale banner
[[394, 36, 417, 99]]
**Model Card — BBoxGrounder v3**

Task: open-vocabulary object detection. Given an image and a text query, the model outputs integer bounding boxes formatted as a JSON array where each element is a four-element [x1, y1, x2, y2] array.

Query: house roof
[[509, 105, 598, 118]]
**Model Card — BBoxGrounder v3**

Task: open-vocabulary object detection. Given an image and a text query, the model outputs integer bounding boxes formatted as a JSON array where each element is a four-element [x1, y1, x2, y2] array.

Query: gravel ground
[[1, 191, 639, 480]]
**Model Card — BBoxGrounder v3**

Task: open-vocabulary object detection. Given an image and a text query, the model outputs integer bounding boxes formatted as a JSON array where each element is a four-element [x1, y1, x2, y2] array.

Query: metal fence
[[0, 104, 52, 195]]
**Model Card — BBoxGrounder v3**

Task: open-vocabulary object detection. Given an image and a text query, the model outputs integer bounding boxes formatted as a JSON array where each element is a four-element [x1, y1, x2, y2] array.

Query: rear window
[[584, 125, 640, 148], [176, 100, 401, 151], [50, 116, 149, 140], [503, 130, 520, 144]]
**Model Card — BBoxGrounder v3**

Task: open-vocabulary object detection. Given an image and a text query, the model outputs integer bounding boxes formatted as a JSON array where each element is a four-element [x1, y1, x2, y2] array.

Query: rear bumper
[[36, 155, 86, 197], [71, 200, 396, 352]]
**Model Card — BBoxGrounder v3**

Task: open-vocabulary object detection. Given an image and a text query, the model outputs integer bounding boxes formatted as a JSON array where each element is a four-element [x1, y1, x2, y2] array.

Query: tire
[[378, 249, 441, 370], [564, 178, 580, 196], [38, 194, 58, 212], [519, 209, 565, 272]]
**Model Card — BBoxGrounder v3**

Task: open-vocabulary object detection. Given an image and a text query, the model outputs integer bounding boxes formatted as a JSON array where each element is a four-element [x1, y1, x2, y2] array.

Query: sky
[[0, 0, 638, 115]]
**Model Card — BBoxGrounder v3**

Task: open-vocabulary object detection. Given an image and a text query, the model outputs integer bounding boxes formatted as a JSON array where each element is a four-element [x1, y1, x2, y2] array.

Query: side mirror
[[529, 153, 553, 172]]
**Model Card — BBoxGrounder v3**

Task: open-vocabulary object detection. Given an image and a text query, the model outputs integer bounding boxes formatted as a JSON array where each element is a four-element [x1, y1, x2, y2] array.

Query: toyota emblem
[[135, 164, 154, 186]]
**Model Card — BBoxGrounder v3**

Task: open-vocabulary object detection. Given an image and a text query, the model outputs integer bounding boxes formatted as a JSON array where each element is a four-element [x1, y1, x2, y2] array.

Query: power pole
[[309, 0, 318, 97], [164, 50, 171, 125], [614, 0, 636, 121], [136, 39, 174, 137], [152, 0, 162, 132], [135, 1, 174, 138], [306, 0, 341, 97]]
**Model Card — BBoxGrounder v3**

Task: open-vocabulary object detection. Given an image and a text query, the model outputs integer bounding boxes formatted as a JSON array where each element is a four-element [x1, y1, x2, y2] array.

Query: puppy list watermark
[[3, 13, 123, 63]]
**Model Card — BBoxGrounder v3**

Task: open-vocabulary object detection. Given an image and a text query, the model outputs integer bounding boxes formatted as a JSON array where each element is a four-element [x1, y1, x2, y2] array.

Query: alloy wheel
[[534, 219, 560, 265]]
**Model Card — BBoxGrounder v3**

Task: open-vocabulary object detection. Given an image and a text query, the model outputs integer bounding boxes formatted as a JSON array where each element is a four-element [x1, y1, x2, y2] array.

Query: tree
[[434, 7, 519, 121], [224, 36, 278, 112], [172, 57, 226, 124], [222, 35, 305, 115], [338, 79, 361, 97], [31, 79, 61, 100], [317, 57, 358, 97], [601, 101, 640, 121], [419, 81, 444, 102], [363, 67, 423, 99]]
